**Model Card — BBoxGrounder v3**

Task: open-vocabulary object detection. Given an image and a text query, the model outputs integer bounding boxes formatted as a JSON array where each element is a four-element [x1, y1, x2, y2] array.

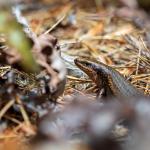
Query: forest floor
[[0, 1, 150, 150]]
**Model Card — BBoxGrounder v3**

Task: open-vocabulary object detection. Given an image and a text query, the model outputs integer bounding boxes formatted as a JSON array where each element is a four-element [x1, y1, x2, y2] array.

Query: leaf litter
[[0, 0, 150, 150]]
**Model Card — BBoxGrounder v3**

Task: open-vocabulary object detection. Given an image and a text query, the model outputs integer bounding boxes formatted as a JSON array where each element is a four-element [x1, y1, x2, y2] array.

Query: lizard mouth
[[74, 58, 97, 82]]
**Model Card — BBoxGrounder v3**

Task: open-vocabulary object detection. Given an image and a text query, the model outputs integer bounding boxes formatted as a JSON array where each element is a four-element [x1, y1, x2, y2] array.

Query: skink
[[74, 57, 144, 98]]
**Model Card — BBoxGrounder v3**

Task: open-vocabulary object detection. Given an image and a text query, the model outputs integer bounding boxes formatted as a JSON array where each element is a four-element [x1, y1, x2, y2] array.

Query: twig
[[0, 135, 18, 139], [135, 37, 142, 75], [130, 73, 150, 78], [44, 14, 66, 34], [4, 115, 21, 124], [13, 123, 36, 135], [15, 95, 31, 126], [145, 83, 150, 94], [140, 36, 150, 53], [67, 75, 91, 82], [0, 99, 15, 120]]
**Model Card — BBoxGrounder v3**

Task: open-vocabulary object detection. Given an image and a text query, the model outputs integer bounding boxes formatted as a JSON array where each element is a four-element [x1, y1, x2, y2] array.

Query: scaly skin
[[74, 57, 144, 98]]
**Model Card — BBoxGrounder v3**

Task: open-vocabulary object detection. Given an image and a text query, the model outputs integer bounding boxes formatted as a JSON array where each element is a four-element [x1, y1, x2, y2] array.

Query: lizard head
[[74, 57, 100, 83]]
